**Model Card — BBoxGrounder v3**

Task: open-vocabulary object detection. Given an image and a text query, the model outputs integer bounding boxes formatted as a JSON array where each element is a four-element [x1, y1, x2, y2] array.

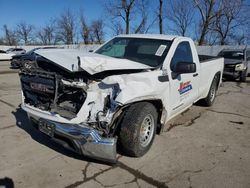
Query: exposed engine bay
[[20, 69, 87, 119]]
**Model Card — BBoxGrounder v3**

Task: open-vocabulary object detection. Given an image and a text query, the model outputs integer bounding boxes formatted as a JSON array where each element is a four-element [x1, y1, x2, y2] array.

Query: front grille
[[20, 70, 87, 119], [20, 71, 56, 111], [225, 64, 235, 68], [224, 64, 235, 72]]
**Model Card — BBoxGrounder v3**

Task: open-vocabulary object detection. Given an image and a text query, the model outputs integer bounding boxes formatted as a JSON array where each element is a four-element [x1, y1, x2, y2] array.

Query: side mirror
[[175, 61, 196, 73], [172, 61, 196, 79], [89, 50, 94, 52]]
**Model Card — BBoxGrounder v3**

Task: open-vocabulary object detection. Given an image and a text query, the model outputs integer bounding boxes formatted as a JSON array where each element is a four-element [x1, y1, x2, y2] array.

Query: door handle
[[158, 75, 169, 82], [193, 73, 198, 77]]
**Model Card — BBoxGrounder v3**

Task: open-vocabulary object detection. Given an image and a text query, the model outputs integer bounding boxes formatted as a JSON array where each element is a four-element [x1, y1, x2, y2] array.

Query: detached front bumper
[[28, 114, 117, 162], [223, 70, 241, 78]]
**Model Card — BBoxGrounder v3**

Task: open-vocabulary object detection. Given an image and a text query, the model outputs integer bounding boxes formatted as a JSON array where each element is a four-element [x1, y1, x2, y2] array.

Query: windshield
[[95, 37, 172, 67], [219, 51, 244, 60]]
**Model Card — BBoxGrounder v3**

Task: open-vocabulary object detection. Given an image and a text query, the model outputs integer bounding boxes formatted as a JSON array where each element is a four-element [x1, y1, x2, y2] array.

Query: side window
[[170, 41, 193, 71]]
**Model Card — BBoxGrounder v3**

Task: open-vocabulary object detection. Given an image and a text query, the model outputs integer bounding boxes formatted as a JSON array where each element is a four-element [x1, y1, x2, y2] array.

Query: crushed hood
[[35, 49, 152, 75]]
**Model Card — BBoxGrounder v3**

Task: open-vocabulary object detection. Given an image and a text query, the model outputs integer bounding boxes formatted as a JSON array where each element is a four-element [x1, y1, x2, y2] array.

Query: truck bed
[[198, 55, 221, 63]]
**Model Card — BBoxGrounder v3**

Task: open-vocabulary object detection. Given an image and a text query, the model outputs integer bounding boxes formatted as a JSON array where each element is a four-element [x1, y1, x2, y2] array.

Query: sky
[[0, 0, 103, 26], [1, 0, 249, 44], [0, 0, 187, 42], [0, 0, 104, 36]]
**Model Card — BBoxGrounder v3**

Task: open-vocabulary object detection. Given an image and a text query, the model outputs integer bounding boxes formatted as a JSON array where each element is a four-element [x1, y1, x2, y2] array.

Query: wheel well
[[146, 100, 164, 134], [113, 100, 164, 136], [215, 71, 221, 89]]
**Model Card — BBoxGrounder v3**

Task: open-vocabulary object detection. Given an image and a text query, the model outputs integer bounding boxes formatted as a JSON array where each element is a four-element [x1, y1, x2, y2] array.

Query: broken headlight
[[235, 63, 245, 71]]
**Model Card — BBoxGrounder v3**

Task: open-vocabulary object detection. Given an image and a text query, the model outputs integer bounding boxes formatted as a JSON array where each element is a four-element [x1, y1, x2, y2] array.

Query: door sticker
[[178, 81, 192, 95]]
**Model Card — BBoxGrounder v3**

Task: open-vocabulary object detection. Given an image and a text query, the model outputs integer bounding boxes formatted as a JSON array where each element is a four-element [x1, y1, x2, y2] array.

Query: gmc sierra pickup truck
[[19, 34, 224, 162]]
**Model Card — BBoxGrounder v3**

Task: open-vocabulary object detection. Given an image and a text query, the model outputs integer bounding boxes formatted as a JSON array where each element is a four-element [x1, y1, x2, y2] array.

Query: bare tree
[[193, 0, 223, 45], [16, 21, 34, 45], [159, 0, 163, 34], [213, 0, 247, 45], [80, 13, 90, 44], [231, 22, 250, 45], [231, 33, 246, 45], [37, 28, 47, 45], [104, 0, 136, 34], [167, 0, 194, 36], [91, 19, 105, 44], [57, 9, 75, 44], [37, 20, 57, 45], [133, 0, 150, 34], [110, 21, 124, 35], [2, 24, 17, 45], [0, 38, 4, 45], [243, 19, 250, 44]]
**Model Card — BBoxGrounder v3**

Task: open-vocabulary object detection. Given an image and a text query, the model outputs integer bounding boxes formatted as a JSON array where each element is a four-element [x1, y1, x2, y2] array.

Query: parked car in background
[[0, 49, 13, 60], [11, 47, 63, 68], [218, 47, 250, 82], [6, 48, 26, 55], [19, 34, 224, 162]]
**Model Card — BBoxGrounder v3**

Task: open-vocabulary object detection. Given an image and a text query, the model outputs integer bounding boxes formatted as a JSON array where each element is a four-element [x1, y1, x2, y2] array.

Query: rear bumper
[[223, 71, 240, 77], [223, 69, 241, 78], [28, 114, 117, 163]]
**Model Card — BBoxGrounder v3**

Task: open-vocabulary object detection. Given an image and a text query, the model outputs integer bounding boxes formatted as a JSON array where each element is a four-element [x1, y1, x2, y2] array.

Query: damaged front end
[[19, 59, 122, 162], [19, 48, 163, 162], [20, 69, 87, 119]]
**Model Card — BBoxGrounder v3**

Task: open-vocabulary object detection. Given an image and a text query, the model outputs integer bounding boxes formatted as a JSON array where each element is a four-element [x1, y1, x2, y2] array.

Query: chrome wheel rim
[[140, 114, 154, 147], [210, 83, 216, 102]]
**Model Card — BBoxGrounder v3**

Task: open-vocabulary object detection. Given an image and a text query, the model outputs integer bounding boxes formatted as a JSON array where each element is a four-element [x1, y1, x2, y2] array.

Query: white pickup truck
[[19, 34, 224, 162]]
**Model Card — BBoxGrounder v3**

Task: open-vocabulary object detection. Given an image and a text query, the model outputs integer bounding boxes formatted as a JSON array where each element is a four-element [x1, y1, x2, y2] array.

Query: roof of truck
[[116, 34, 184, 41]]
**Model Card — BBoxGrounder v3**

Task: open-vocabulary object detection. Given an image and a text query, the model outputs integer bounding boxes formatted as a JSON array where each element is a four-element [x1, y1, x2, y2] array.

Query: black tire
[[119, 102, 157, 157], [201, 74, 219, 106], [239, 69, 247, 82]]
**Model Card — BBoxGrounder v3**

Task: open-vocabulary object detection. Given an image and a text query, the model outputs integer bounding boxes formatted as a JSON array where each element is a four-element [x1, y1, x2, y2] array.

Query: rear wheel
[[119, 102, 157, 157], [239, 69, 247, 82], [201, 74, 219, 106]]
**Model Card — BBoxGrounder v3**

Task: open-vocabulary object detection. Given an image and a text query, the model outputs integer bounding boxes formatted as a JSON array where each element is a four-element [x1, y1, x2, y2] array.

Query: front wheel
[[119, 102, 157, 157]]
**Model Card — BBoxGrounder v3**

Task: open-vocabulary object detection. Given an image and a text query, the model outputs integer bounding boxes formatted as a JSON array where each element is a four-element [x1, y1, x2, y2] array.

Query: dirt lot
[[0, 60, 250, 188]]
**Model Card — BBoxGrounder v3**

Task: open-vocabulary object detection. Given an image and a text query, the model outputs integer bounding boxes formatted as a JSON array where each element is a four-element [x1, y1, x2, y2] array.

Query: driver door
[[168, 41, 199, 117]]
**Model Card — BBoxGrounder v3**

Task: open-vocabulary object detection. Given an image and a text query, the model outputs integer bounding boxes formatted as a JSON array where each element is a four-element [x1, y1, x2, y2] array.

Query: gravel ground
[[0, 60, 250, 188]]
